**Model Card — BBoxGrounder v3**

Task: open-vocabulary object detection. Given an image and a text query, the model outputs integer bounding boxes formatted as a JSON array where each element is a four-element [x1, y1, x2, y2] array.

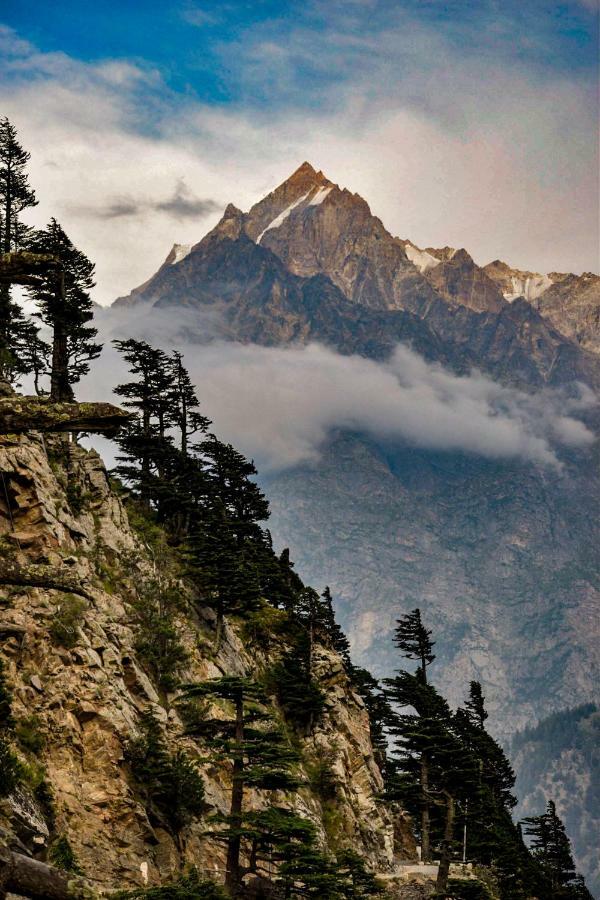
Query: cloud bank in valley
[[82, 308, 596, 472]]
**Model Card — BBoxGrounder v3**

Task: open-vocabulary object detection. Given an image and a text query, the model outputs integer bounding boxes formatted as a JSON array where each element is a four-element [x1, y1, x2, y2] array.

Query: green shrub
[[126, 711, 205, 832], [50, 595, 87, 648], [49, 834, 83, 874], [131, 578, 188, 692], [0, 734, 22, 796], [65, 481, 90, 516], [113, 868, 227, 899], [125, 500, 168, 555], [447, 879, 495, 900], [177, 696, 210, 731], [0, 657, 13, 727], [336, 848, 386, 896], [34, 776, 56, 830], [241, 604, 292, 649], [307, 758, 339, 801], [15, 715, 46, 753], [265, 642, 325, 733]]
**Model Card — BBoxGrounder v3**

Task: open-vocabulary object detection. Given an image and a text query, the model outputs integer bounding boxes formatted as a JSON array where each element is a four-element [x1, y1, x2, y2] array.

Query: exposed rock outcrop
[[0, 396, 131, 436], [0, 432, 402, 893]]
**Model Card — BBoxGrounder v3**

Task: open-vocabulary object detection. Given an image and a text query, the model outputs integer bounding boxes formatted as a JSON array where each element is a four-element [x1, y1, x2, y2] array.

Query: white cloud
[[78, 308, 596, 471], [0, 22, 597, 306]]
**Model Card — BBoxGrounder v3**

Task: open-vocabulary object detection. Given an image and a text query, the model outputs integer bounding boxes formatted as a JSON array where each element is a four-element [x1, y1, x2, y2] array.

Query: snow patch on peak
[[171, 244, 192, 265], [503, 274, 553, 302], [256, 191, 311, 244], [404, 242, 441, 273], [309, 185, 333, 206]]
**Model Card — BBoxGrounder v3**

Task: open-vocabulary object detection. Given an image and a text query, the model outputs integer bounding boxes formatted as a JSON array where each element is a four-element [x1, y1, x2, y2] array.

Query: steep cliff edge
[[0, 431, 405, 894]]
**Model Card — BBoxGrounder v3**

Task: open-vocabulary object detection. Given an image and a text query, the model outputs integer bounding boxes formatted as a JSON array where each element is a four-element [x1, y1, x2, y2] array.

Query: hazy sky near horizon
[[1, 1, 598, 304]]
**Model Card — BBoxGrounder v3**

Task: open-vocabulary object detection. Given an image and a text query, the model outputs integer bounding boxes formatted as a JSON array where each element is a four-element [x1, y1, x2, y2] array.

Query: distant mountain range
[[112, 162, 600, 889], [115, 161, 600, 386]]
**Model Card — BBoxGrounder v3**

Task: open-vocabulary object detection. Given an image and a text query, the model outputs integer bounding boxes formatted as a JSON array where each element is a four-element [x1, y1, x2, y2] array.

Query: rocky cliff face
[[532, 272, 600, 355], [484, 262, 600, 355], [0, 431, 403, 893], [262, 433, 600, 740]]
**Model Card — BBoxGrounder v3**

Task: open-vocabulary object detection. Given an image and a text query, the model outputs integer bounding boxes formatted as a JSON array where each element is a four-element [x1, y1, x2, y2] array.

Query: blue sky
[[0, 1, 598, 302], [4, 0, 598, 108]]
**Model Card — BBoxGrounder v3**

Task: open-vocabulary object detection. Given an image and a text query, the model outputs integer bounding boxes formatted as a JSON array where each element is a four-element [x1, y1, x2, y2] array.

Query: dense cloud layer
[[80, 307, 596, 471]]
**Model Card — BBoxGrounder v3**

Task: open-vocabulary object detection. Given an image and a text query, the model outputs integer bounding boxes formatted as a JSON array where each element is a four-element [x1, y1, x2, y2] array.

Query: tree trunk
[[0, 846, 95, 899], [435, 792, 455, 898], [215, 596, 224, 652], [4, 170, 12, 254], [0, 284, 11, 380], [0, 560, 94, 601], [225, 693, 245, 896], [140, 401, 151, 508], [50, 296, 73, 403], [420, 755, 431, 862]]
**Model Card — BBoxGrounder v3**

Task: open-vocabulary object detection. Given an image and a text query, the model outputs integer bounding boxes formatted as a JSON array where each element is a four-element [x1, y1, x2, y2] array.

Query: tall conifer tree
[[386, 607, 437, 862], [28, 219, 101, 400], [0, 117, 41, 381], [180, 676, 300, 895], [393, 607, 435, 683], [169, 350, 210, 454], [523, 801, 592, 899]]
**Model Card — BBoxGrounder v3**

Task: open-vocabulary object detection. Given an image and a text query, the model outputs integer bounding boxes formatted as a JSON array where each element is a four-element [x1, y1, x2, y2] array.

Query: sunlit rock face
[[0, 432, 400, 893]]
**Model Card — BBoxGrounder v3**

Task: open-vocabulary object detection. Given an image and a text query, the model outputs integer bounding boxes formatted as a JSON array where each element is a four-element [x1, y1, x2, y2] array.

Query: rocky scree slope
[[0, 430, 403, 893]]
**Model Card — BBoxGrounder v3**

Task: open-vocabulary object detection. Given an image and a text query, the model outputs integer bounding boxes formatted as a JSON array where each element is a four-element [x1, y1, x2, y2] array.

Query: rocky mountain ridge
[[116, 161, 599, 368]]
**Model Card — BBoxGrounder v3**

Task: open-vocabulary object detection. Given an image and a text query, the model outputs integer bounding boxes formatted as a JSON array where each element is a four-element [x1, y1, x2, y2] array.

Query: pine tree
[[28, 219, 101, 400], [385, 607, 438, 862], [196, 434, 270, 545], [464, 681, 488, 729], [0, 118, 37, 253], [259, 545, 305, 613], [336, 849, 386, 897], [393, 607, 435, 682], [179, 676, 301, 896], [113, 339, 175, 504], [17, 318, 50, 395], [169, 350, 210, 454], [319, 586, 352, 667], [0, 117, 40, 381], [126, 710, 205, 832], [186, 502, 263, 647], [266, 632, 326, 734], [349, 667, 393, 775], [385, 668, 473, 879], [453, 684, 526, 896], [522, 800, 591, 898], [130, 573, 188, 692]]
